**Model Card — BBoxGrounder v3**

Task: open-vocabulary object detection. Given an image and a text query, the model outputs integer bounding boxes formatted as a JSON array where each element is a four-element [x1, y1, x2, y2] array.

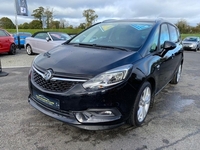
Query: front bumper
[[28, 95, 124, 130], [182, 45, 197, 50], [28, 65, 137, 130]]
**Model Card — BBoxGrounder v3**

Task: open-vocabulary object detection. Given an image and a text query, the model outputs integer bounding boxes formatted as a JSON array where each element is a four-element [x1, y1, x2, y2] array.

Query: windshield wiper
[[75, 43, 130, 51], [96, 45, 131, 52]]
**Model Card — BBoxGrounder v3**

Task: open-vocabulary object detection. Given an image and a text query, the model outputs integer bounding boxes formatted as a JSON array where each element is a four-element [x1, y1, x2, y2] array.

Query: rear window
[[0, 30, 9, 36], [184, 37, 198, 42]]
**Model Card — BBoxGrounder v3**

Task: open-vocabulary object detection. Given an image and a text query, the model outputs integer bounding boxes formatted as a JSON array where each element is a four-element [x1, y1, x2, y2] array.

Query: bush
[[6, 29, 83, 35]]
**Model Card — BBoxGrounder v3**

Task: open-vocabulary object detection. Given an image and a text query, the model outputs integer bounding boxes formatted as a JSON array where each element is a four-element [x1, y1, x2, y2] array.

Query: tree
[[44, 7, 54, 29], [31, 6, 54, 29], [67, 25, 74, 29], [59, 19, 68, 29], [194, 23, 200, 33], [82, 9, 98, 28], [29, 20, 42, 29], [31, 7, 44, 28], [51, 20, 60, 29], [18, 22, 29, 29], [175, 19, 190, 34], [31, 6, 44, 22], [0, 17, 15, 29], [78, 23, 86, 29]]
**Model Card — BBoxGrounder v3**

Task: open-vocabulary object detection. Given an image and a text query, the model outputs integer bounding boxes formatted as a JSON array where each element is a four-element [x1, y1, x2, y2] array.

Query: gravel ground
[[1, 50, 200, 150], [0, 48, 36, 68]]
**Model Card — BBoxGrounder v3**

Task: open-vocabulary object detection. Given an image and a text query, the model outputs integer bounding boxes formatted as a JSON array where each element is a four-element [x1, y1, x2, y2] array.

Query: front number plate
[[33, 91, 60, 109]]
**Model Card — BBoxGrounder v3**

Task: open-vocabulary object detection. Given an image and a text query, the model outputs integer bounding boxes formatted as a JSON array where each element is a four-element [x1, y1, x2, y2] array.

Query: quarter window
[[150, 28, 159, 52]]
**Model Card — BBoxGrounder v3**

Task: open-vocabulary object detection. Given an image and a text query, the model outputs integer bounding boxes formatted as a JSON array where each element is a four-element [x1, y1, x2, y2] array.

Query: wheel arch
[[146, 77, 156, 108], [26, 43, 31, 48], [146, 77, 156, 95]]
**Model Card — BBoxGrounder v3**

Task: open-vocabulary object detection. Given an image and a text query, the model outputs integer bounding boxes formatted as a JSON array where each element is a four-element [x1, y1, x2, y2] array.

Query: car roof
[[32, 31, 68, 37], [32, 31, 50, 37], [33, 31, 65, 33], [102, 18, 166, 24], [13, 32, 32, 35]]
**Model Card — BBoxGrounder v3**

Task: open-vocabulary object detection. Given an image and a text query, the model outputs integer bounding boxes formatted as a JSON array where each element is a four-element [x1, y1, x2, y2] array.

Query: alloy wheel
[[176, 65, 182, 83], [137, 86, 151, 122]]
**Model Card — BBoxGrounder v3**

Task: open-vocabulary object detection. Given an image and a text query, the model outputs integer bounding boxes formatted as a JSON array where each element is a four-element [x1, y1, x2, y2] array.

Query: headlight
[[82, 64, 133, 90]]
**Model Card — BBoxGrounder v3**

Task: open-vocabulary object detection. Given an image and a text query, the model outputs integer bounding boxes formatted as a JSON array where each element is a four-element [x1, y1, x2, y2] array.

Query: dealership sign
[[15, 0, 28, 16]]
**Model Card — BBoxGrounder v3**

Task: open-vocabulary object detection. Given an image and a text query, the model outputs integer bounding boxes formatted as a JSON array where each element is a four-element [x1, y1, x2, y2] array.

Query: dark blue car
[[12, 32, 32, 47], [28, 19, 184, 130]]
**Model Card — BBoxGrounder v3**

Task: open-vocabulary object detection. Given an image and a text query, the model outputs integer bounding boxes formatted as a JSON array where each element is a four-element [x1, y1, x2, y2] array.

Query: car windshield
[[184, 37, 198, 42], [50, 32, 71, 41], [69, 22, 153, 51]]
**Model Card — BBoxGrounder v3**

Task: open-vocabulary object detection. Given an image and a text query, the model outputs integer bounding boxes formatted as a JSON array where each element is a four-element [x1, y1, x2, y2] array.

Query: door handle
[[172, 54, 175, 59]]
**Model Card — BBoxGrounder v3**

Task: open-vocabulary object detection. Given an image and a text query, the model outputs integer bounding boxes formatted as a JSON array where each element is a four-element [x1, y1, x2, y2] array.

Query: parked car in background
[[28, 19, 183, 130], [0, 29, 16, 55], [182, 36, 200, 51], [69, 34, 76, 38], [12, 32, 32, 47], [25, 31, 71, 55]]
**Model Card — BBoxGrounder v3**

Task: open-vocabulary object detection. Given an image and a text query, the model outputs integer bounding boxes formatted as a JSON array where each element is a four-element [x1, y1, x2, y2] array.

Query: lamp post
[[42, 14, 47, 31]]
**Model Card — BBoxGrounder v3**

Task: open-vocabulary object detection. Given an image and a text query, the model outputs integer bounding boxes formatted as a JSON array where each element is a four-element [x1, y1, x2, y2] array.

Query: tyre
[[127, 82, 152, 126], [170, 64, 182, 84], [8, 44, 16, 55], [26, 45, 33, 55]]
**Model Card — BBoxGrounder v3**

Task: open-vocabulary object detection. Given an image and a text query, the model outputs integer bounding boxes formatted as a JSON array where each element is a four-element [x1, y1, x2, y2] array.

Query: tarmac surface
[[0, 49, 200, 150]]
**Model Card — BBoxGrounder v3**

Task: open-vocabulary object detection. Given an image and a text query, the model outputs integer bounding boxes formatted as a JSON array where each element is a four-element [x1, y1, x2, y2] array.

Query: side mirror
[[46, 37, 51, 42], [163, 41, 176, 50], [159, 41, 176, 57]]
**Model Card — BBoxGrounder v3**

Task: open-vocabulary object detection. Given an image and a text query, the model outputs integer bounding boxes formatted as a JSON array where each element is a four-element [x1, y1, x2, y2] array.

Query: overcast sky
[[0, 0, 200, 27]]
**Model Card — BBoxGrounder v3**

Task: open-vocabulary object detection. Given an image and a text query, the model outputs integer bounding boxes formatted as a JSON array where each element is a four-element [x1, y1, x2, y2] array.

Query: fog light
[[74, 108, 121, 123]]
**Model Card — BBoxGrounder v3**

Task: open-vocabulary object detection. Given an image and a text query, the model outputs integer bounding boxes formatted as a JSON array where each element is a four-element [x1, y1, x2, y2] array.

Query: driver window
[[159, 24, 170, 47]]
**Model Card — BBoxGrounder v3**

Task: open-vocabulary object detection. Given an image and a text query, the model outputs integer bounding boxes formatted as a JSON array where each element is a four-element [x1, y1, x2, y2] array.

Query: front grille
[[32, 69, 82, 93], [183, 43, 192, 46]]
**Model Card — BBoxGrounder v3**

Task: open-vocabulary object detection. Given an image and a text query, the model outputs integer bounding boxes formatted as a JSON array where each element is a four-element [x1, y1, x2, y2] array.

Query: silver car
[[182, 36, 200, 51], [25, 31, 71, 55]]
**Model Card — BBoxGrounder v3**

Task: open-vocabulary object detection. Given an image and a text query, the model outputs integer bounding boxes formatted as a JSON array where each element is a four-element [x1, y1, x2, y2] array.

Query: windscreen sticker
[[100, 25, 115, 32], [130, 24, 152, 30]]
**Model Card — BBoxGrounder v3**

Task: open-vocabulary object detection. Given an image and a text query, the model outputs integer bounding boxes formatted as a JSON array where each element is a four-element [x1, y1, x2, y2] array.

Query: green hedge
[[6, 28, 84, 35], [181, 34, 200, 40]]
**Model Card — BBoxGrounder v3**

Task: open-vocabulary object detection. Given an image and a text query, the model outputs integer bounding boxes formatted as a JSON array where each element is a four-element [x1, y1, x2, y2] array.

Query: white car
[[25, 31, 71, 55]]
